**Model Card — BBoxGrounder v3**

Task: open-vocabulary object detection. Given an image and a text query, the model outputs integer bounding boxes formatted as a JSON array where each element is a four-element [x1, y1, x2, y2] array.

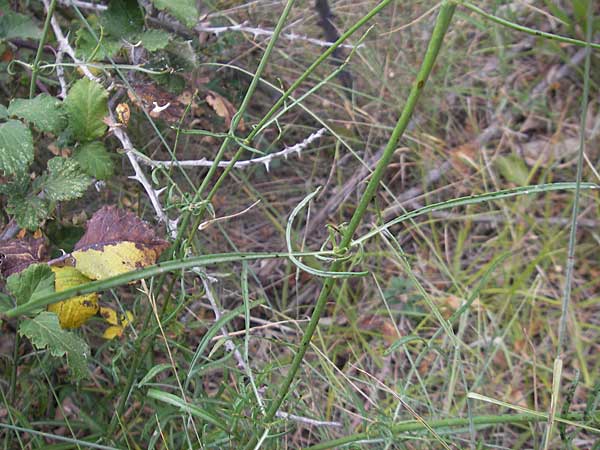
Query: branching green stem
[[29, 0, 57, 98], [105, 0, 298, 440], [242, 2, 457, 447]]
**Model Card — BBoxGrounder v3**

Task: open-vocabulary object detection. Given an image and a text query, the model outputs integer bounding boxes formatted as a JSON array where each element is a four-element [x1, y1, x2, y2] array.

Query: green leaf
[[7, 195, 49, 231], [65, 78, 108, 142], [8, 94, 67, 134], [19, 312, 90, 380], [0, 119, 34, 175], [138, 29, 171, 51], [43, 157, 92, 201], [0, 6, 41, 40], [101, 0, 144, 38], [150, 0, 198, 28], [73, 141, 114, 180], [7, 263, 55, 306], [75, 26, 122, 61], [494, 155, 530, 186], [0, 104, 8, 119], [0, 292, 13, 313]]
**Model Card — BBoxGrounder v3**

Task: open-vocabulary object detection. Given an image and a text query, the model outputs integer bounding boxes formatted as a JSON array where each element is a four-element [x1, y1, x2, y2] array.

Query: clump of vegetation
[[0, 0, 599, 448]]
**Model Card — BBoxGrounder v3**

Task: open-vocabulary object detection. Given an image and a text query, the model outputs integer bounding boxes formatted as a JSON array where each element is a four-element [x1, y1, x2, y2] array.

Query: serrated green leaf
[[7, 195, 49, 231], [65, 78, 108, 142], [7, 263, 55, 306], [19, 312, 90, 380], [8, 94, 67, 134], [75, 26, 122, 61], [43, 157, 92, 201], [138, 29, 171, 51], [150, 0, 198, 28], [0, 8, 41, 40], [101, 0, 144, 38], [73, 141, 114, 180], [0, 119, 34, 175]]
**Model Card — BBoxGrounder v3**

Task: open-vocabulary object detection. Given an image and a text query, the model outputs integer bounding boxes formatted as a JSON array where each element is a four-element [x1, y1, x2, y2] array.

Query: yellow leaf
[[99, 306, 133, 339], [102, 326, 124, 340], [71, 206, 169, 280], [48, 266, 99, 329], [73, 241, 161, 280]]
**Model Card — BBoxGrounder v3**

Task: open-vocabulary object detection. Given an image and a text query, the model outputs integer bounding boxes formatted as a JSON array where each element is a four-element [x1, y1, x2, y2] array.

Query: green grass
[[1, 0, 600, 448]]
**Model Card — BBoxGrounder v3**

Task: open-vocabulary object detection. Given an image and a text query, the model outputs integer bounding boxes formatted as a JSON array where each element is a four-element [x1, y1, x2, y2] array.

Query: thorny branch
[[193, 22, 361, 50], [138, 128, 326, 172], [41, 0, 177, 236], [60, 0, 360, 49]]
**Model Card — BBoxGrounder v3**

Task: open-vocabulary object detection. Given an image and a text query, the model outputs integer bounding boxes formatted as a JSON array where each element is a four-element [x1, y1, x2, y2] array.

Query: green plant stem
[[459, 1, 600, 50], [556, 0, 593, 357], [29, 0, 57, 98], [177, 0, 297, 246], [243, 2, 457, 447], [304, 412, 599, 450], [105, 1, 298, 440], [188, 0, 396, 235], [6, 326, 20, 450]]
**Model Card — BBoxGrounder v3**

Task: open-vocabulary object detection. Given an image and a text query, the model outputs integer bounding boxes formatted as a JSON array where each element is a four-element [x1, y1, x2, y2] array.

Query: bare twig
[[199, 274, 342, 429], [274, 411, 342, 427], [42, 0, 176, 235], [138, 128, 326, 171], [196, 22, 362, 49], [198, 200, 260, 231], [57, 0, 107, 11], [42, 0, 98, 82]]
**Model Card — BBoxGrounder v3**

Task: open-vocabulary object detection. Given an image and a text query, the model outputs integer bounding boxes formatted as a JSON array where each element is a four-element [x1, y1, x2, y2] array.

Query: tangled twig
[[41, 0, 176, 236]]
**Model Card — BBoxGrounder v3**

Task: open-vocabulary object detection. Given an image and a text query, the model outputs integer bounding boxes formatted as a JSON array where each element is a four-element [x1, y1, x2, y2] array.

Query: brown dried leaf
[[205, 90, 245, 130], [71, 206, 169, 280], [0, 235, 48, 277], [127, 84, 196, 123]]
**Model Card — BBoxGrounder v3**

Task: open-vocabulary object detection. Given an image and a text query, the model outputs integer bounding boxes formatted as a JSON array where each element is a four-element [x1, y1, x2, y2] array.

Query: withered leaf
[[72, 206, 169, 280], [0, 235, 48, 277], [205, 90, 245, 131], [127, 84, 196, 123]]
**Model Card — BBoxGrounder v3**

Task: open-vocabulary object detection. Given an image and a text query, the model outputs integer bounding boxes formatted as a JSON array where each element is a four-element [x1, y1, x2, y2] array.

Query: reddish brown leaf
[[127, 84, 197, 123], [74, 206, 168, 254], [0, 235, 48, 277]]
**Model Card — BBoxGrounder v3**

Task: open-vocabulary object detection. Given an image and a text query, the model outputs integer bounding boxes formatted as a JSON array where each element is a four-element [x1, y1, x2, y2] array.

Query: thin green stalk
[[557, 0, 593, 356], [105, 2, 297, 438], [188, 0, 396, 235], [29, 0, 57, 98], [1, 251, 328, 320], [177, 0, 297, 245], [550, 6, 593, 447], [304, 411, 599, 450], [5, 329, 20, 450], [242, 2, 457, 447], [460, 1, 600, 51]]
